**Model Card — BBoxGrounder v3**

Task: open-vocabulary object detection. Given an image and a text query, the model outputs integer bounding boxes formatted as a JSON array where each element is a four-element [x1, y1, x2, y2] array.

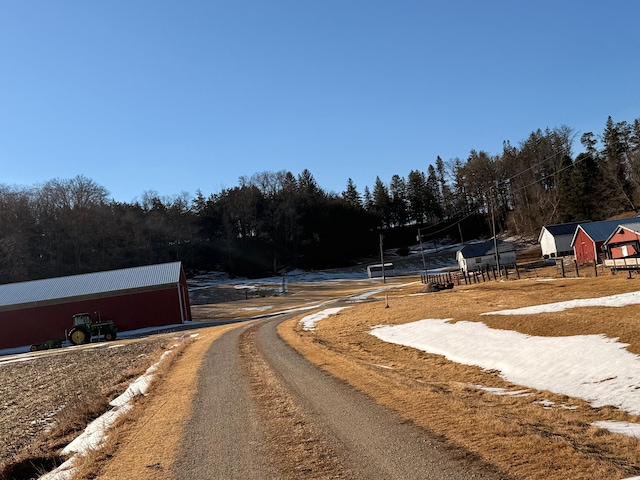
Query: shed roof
[[538, 221, 584, 241], [0, 262, 183, 309], [603, 222, 640, 246], [572, 217, 640, 246], [458, 239, 514, 258]]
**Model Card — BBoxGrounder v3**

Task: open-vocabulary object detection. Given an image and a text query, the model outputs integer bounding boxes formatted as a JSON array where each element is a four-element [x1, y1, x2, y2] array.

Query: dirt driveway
[[96, 308, 509, 479]]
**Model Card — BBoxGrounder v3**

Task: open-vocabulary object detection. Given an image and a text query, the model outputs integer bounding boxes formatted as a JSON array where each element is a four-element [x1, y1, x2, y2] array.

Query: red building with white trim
[[571, 217, 640, 264], [0, 262, 191, 350], [602, 223, 640, 259]]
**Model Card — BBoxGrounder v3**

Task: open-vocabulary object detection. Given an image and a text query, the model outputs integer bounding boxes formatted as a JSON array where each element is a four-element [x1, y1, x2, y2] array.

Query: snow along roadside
[[40, 335, 198, 480]]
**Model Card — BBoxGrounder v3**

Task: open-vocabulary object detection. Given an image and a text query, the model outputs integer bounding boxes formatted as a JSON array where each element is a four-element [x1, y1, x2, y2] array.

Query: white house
[[538, 222, 583, 258], [456, 239, 516, 273]]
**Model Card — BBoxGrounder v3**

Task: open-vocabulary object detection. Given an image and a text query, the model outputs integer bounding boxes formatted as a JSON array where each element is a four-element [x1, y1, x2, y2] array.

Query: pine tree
[[342, 178, 363, 209]]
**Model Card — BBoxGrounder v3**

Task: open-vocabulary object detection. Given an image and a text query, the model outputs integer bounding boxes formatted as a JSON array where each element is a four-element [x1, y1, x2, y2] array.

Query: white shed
[[456, 240, 516, 273], [538, 222, 583, 258], [367, 263, 394, 278]]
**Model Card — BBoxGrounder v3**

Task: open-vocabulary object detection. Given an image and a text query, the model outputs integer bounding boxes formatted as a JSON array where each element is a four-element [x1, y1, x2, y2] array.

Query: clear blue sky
[[1, 1, 638, 203]]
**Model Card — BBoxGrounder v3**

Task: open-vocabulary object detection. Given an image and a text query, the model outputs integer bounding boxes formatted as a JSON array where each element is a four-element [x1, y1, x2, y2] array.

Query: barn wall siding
[[0, 286, 187, 350], [573, 230, 598, 263]]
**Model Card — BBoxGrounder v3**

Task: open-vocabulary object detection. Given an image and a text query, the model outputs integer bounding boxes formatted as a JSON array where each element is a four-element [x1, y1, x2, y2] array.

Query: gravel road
[[171, 312, 511, 479]]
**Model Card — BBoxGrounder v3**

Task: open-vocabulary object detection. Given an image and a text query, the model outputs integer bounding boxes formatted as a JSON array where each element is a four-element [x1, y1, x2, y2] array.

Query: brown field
[[280, 272, 640, 480], [0, 334, 189, 479], [4, 262, 640, 479]]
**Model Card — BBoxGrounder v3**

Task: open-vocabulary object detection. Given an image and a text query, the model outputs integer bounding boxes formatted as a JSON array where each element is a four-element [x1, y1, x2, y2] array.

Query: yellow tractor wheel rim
[[71, 330, 86, 344]]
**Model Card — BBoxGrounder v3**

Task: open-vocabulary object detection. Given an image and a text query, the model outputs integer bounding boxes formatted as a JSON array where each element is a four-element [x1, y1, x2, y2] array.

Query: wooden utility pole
[[490, 187, 501, 277], [417, 228, 427, 274], [379, 234, 386, 284]]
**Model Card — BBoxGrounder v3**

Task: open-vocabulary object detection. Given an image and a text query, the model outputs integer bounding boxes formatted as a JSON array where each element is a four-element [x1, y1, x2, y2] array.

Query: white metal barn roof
[[0, 262, 183, 309]]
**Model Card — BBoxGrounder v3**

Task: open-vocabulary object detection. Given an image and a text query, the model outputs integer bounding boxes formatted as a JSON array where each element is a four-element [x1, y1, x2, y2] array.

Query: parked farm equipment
[[29, 339, 63, 352], [67, 312, 117, 345]]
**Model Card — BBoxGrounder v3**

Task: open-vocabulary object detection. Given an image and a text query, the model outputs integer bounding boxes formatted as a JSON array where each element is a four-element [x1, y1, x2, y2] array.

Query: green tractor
[[68, 312, 118, 345]]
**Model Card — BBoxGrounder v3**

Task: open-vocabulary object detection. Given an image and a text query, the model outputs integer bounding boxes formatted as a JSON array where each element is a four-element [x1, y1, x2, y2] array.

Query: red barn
[[602, 223, 640, 259], [0, 262, 192, 350], [571, 217, 640, 264]]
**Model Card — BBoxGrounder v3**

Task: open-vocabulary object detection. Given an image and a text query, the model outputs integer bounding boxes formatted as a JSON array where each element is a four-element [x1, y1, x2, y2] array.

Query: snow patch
[[371, 319, 640, 415], [300, 307, 348, 331], [483, 290, 640, 315], [593, 421, 640, 439]]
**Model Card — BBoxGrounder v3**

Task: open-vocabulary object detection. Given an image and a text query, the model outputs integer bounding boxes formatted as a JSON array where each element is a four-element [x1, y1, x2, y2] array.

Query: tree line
[[1, 115, 638, 283]]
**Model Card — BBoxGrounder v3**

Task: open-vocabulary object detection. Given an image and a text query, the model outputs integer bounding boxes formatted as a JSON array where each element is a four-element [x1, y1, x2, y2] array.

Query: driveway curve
[[171, 313, 511, 479]]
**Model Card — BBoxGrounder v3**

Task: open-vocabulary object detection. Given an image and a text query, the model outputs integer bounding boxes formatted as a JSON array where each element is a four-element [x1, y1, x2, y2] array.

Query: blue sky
[[1, 1, 638, 203]]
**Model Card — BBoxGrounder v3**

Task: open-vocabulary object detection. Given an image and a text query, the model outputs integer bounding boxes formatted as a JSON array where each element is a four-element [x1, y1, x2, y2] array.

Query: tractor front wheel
[[69, 328, 88, 345], [104, 331, 116, 341]]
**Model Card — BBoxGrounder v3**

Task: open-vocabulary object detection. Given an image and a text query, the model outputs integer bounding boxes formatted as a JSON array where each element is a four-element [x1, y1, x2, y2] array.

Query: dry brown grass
[[68, 337, 196, 480], [279, 273, 640, 480], [88, 324, 239, 480], [239, 324, 350, 479]]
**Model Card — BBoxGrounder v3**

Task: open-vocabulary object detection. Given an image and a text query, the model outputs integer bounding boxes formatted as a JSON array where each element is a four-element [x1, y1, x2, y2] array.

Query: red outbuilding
[[602, 222, 640, 259], [571, 217, 640, 264], [0, 262, 192, 350]]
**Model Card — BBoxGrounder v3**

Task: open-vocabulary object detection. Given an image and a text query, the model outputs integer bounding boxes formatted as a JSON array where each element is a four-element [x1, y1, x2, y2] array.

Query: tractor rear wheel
[[69, 328, 88, 345]]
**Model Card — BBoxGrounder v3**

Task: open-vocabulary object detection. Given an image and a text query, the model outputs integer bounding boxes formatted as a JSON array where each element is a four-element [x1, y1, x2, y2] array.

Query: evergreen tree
[[389, 174, 408, 226], [342, 178, 363, 209], [426, 165, 443, 221], [363, 186, 373, 211], [372, 176, 392, 227], [406, 170, 428, 223], [601, 116, 637, 212], [435, 156, 452, 218]]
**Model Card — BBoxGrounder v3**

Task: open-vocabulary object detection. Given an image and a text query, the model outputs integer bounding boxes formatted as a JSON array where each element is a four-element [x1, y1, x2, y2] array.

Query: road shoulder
[[94, 324, 242, 480]]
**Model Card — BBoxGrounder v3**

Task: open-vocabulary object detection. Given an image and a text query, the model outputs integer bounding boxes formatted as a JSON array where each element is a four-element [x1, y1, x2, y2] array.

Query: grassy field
[[280, 272, 640, 480], [6, 261, 640, 479]]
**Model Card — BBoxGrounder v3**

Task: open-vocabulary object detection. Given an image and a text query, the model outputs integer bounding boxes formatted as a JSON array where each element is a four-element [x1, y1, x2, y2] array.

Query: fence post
[[593, 262, 598, 277], [574, 260, 580, 277], [560, 260, 565, 278], [515, 264, 520, 280]]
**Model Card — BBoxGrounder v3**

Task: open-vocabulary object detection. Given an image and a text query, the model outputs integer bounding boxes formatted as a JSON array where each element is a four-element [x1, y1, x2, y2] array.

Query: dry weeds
[[279, 272, 640, 480]]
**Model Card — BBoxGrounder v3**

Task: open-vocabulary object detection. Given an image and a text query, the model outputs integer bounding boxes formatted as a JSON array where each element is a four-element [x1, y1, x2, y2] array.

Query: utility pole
[[490, 186, 501, 277], [417, 227, 427, 274], [379, 233, 386, 284]]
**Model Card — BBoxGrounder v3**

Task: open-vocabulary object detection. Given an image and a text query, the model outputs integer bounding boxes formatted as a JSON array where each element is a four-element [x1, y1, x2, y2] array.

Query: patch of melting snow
[[300, 307, 348, 331], [371, 318, 640, 415], [483, 290, 640, 315], [242, 306, 273, 311], [593, 421, 640, 439]]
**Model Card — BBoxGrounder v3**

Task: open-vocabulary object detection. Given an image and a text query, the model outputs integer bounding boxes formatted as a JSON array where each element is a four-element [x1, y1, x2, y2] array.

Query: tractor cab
[[72, 313, 92, 327]]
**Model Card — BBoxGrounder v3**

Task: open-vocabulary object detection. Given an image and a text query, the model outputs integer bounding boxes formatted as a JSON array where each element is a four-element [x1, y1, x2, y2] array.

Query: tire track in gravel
[[172, 312, 511, 479]]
